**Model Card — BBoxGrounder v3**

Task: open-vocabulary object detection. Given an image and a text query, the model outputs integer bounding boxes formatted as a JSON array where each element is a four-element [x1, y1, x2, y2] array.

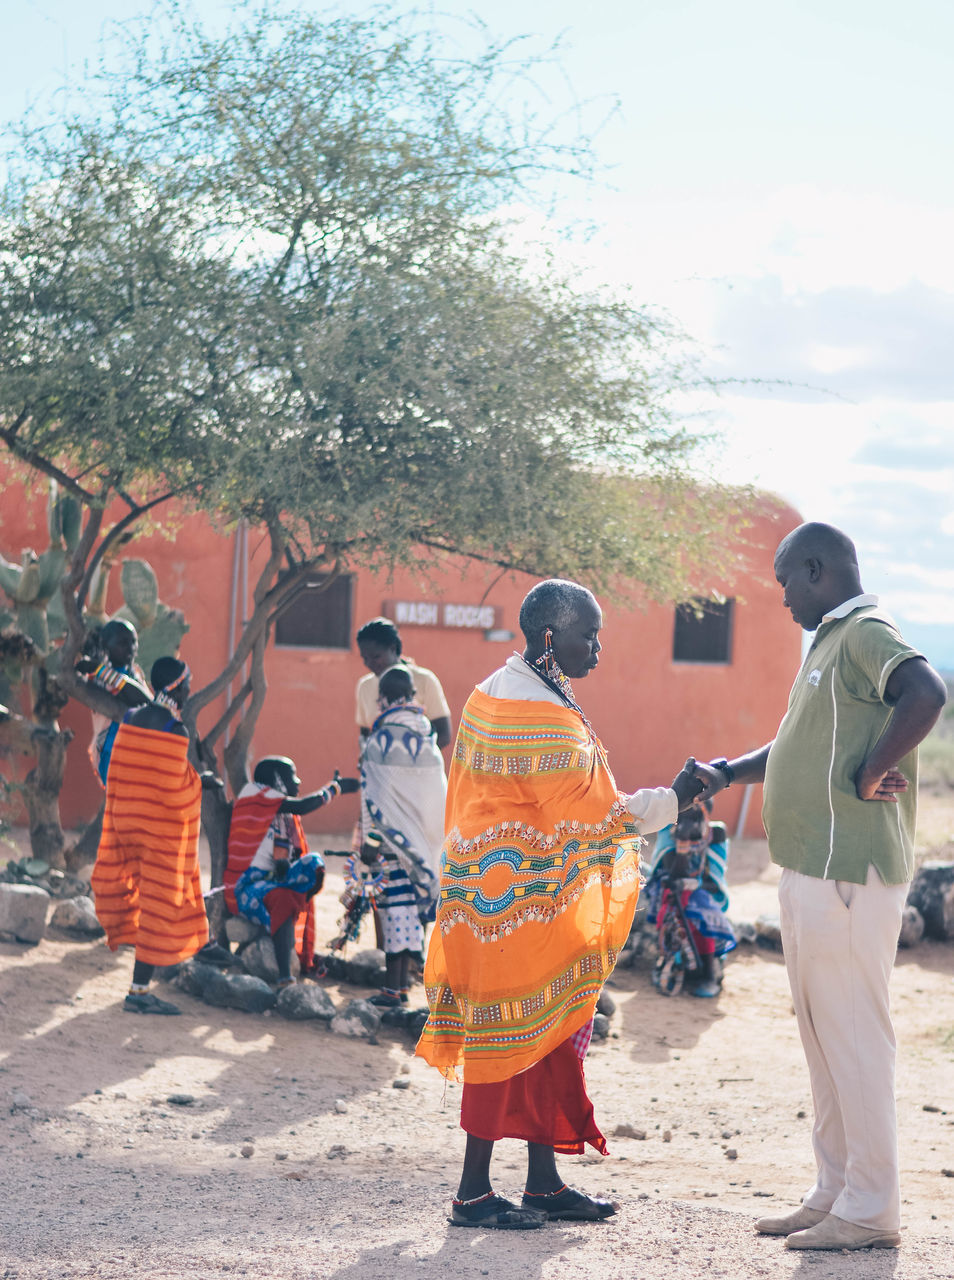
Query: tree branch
[[76, 490, 176, 612]]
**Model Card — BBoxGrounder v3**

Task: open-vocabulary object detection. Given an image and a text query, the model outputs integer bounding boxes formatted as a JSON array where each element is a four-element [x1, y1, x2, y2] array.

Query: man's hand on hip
[[855, 764, 909, 802]]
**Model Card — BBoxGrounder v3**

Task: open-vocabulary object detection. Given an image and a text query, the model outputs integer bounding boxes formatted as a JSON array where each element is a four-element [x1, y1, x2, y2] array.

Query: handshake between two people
[[669, 757, 729, 812]]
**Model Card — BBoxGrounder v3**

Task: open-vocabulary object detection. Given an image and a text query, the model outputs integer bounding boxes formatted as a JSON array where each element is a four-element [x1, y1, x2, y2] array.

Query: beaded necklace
[[520, 653, 593, 734]]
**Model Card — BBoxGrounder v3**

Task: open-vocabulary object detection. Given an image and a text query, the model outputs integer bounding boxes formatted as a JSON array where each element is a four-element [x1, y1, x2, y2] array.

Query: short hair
[[102, 619, 136, 643], [777, 522, 858, 570], [518, 579, 595, 644], [356, 617, 402, 655], [378, 665, 415, 704], [150, 656, 187, 692]]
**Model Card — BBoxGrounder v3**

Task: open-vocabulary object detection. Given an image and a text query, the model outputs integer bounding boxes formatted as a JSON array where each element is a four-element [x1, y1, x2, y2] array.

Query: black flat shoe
[[450, 1193, 547, 1229], [522, 1185, 619, 1221]]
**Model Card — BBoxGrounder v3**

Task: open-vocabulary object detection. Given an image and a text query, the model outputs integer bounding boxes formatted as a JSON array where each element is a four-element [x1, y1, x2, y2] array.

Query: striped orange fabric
[[224, 789, 283, 914], [92, 722, 208, 966]]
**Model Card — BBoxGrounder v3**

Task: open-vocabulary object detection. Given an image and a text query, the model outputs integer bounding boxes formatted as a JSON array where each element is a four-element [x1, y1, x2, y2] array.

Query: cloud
[[705, 277, 954, 402], [852, 420, 954, 471]]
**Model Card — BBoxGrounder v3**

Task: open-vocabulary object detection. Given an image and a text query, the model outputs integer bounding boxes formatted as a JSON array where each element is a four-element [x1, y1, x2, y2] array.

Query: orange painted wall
[[1, 479, 802, 840]]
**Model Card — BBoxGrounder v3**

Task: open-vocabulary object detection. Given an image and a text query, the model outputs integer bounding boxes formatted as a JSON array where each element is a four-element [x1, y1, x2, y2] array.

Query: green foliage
[[0, 1, 744, 603]]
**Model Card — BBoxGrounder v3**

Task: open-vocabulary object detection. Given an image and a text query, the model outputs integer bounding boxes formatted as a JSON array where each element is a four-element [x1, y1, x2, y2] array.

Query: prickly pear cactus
[[0, 483, 80, 668], [112, 559, 189, 675]]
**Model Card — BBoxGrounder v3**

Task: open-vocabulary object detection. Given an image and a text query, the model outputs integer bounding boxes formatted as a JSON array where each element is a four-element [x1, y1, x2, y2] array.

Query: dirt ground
[[1, 812, 953, 1280]]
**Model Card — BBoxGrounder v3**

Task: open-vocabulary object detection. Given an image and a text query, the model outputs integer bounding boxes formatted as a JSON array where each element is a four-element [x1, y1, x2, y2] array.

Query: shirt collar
[[821, 592, 879, 623]]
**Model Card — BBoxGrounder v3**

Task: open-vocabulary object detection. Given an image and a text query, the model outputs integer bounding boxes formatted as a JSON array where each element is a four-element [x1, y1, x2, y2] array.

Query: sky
[[5, 0, 954, 665]]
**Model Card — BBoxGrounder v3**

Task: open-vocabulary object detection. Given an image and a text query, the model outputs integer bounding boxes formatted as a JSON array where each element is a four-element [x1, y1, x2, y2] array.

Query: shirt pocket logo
[[807, 668, 822, 687]]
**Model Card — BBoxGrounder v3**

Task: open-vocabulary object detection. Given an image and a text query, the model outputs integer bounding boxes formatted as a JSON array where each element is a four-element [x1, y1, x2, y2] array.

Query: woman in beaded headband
[[150, 656, 191, 715]]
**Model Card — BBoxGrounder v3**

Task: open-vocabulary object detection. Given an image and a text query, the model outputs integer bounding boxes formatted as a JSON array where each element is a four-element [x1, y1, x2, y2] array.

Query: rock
[[276, 983, 336, 1022], [591, 1013, 611, 1040], [47, 871, 91, 899], [275, 1151, 288, 1161], [171, 959, 222, 999], [238, 934, 299, 985], [907, 862, 954, 940], [898, 904, 925, 948], [225, 916, 261, 945], [334, 1099, 348, 1113], [50, 895, 103, 936], [405, 1008, 429, 1037], [197, 970, 277, 1013], [596, 989, 616, 1017], [612, 1123, 647, 1140], [330, 998, 382, 1040], [725, 1148, 738, 1160], [319, 948, 387, 988], [392, 1078, 411, 1090], [729, 919, 757, 945], [0, 882, 50, 943], [754, 914, 783, 951], [240, 1144, 254, 1158], [167, 1094, 195, 1106]]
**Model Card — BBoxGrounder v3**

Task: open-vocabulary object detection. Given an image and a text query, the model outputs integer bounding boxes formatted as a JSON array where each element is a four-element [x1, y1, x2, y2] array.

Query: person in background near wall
[[360, 664, 448, 1006], [692, 522, 947, 1252], [225, 757, 359, 986], [416, 579, 705, 1229], [77, 618, 152, 785], [355, 617, 452, 750], [91, 656, 208, 1014]]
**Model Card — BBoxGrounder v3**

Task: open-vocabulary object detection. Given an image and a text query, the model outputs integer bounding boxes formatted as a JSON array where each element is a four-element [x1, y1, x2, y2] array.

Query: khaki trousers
[[778, 865, 907, 1231]]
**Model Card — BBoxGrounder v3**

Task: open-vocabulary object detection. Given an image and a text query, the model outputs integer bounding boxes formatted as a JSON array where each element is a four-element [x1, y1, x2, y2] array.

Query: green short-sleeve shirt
[[763, 603, 922, 885]]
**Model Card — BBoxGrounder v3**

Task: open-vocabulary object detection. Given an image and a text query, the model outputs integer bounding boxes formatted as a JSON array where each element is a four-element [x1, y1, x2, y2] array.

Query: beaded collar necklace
[[519, 654, 592, 731], [153, 690, 182, 717]]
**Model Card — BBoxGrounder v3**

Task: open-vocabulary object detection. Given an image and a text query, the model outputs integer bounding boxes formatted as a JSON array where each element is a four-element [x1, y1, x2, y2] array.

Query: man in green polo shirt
[[695, 522, 946, 1252]]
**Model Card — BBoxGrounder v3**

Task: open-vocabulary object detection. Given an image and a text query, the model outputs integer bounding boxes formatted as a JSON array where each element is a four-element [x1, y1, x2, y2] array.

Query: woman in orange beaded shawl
[[416, 580, 702, 1229]]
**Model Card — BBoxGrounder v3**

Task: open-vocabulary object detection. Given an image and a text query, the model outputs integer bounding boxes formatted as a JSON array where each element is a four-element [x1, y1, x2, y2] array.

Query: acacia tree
[[0, 3, 745, 881]]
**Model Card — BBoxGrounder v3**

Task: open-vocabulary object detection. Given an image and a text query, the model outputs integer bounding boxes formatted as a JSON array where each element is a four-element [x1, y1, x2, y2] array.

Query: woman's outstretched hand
[[671, 756, 709, 810]]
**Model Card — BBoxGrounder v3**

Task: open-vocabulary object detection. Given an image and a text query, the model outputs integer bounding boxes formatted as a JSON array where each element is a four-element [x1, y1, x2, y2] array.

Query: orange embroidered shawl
[[416, 688, 643, 1083]]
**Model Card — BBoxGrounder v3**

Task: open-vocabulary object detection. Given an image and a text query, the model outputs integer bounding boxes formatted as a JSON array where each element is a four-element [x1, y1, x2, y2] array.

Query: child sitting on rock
[[646, 799, 735, 997], [225, 756, 359, 987]]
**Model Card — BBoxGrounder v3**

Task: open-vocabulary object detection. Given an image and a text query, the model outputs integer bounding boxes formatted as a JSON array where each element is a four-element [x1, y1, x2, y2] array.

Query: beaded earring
[[534, 627, 556, 676], [534, 627, 573, 697]]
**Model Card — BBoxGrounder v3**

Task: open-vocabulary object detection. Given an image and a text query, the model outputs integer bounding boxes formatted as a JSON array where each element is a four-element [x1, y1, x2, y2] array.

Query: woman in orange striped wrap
[[92, 657, 208, 1015], [416, 580, 704, 1228]]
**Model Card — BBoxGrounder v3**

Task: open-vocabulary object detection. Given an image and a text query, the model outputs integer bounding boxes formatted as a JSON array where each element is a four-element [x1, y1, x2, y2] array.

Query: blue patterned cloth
[[234, 855, 324, 932]]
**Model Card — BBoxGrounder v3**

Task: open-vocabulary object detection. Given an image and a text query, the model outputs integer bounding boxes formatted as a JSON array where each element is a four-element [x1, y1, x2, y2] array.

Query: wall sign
[[383, 599, 502, 630]]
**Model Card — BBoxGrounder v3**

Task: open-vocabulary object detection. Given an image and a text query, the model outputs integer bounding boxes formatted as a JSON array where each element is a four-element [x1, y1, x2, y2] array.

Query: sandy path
[[1, 834, 952, 1280]]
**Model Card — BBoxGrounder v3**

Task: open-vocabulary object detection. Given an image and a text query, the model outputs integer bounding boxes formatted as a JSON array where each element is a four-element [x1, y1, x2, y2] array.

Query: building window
[[274, 574, 354, 649], [672, 598, 734, 664]]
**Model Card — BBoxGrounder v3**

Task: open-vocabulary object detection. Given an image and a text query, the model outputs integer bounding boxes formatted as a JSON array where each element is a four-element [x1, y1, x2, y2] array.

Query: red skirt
[[460, 1036, 607, 1155]]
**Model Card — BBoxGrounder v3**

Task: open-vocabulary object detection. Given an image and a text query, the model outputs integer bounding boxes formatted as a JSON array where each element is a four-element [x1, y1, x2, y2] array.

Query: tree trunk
[[201, 783, 233, 946], [0, 710, 71, 869], [66, 800, 105, 871], [23, 726, 72, 869]]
